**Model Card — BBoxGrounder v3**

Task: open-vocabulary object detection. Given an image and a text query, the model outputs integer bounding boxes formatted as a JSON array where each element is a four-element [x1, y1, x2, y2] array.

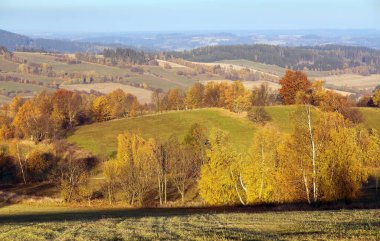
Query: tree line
[[171, 44, 380, 74]]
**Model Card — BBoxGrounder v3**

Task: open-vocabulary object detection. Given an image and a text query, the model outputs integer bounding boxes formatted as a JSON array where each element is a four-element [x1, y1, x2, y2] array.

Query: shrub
[[247, 107, 272, 125]]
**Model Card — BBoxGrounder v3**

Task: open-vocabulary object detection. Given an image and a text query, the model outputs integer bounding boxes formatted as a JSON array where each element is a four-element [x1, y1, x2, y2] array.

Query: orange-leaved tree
[[279, 70, 311, 104]]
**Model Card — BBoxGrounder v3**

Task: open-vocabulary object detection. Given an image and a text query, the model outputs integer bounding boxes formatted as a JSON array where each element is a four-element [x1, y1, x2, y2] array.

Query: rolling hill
[[67, 108, 257, 157], [67, 106, 380, 158]]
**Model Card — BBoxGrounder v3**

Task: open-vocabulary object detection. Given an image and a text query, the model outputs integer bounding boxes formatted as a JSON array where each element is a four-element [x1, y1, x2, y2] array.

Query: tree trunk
[[158, 176, 162, 205], [164, 174, 167, 204], [231, 171, 247, 205], [67, 185, 74, 203], [306, 106, 317, 203], [16, 143, 27, 184], [259, 143, 265, 200], [303, 170, 311, 204], [108, 182, 113, 205]]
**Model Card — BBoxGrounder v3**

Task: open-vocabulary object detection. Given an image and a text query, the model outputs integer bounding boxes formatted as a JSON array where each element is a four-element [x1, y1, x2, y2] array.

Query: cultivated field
[[0, 204, 379, 241], [62, 83, 153, 104], [214, 59, 380, 91], [321, 74, 380, 90], [215, 59, 331, 78]]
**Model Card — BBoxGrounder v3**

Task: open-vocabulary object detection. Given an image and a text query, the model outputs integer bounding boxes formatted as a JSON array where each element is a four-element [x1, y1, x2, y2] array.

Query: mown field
[[0, 204, 379, 241], [216, 59, 380, 90], [62, 83, 153, 104], [215, 59, 331, 78]]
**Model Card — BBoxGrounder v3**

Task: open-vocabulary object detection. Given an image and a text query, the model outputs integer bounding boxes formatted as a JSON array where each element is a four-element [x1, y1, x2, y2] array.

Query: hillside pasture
[[61, 83, 153, 104], [67, 108, 256, 157]]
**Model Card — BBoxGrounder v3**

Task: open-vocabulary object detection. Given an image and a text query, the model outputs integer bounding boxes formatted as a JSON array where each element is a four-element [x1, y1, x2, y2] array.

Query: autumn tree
[[280, 108, 369, 203], [184, 123, 208, 167], [13, 92, 54, 141], [167, 88, 184, 110], [103, 159, 120, 204], [25, 145, 55, 182], [116, 132, 157, 205], [251, 83, 279, 106], [198, 128, 238, 205], [52, 89, 83, 131], [154, 140, 169, 205], [247, 107, 271, 125], [373, 90, 380, 107], [92, 95, 112, 122], [54, 141, 97, 202], [185, 83, 204, 109], [319, 91, 363, 123], [242, 125, 283, 203], [204, 81, 223, 107], [279, 70, 311, 104], [108, 89, 140, 118], [165, 135, 197, 203], [223, 81, 251, 113], [9, 140, 27, 184], [151, 89, 166, 112]]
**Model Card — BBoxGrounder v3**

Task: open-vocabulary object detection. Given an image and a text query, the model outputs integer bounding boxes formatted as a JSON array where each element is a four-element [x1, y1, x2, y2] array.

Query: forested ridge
[[171, 44, 380, 74]]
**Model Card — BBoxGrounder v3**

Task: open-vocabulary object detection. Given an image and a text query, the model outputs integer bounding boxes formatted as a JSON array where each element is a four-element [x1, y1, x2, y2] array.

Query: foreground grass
[[0, 204, 379, 241]]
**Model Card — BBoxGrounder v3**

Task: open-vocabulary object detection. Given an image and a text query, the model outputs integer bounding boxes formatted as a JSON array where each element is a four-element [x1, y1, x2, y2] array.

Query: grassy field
[[360, 107, 380, 132], [67, 108, 256, 157], [0, 204, 379, 240]]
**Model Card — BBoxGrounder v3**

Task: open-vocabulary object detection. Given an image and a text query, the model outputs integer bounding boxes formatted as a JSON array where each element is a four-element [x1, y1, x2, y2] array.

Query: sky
[[0, 0, 379, 33]]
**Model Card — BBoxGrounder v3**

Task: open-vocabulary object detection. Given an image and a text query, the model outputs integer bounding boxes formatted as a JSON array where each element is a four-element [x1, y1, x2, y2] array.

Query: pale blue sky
[[0, 0, 379, 33]]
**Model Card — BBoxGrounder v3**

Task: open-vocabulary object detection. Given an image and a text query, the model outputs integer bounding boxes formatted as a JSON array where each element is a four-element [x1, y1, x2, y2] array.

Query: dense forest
[[171, 44, 380, 74]]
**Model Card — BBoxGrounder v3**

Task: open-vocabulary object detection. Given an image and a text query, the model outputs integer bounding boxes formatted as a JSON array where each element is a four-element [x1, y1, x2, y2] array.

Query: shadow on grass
[[1, 201, 379, 224]]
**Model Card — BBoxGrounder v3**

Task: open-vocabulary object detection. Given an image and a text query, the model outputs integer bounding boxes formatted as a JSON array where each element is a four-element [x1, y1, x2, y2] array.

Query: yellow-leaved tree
[[198, 128, 238, 205], [116, 132, 156, 206], [243, 125, 283, 204]]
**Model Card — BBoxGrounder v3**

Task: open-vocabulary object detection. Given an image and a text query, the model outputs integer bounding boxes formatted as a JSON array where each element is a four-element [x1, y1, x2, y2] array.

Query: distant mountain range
[[0, 29, 126, 53], [1, 29, 380, 53]]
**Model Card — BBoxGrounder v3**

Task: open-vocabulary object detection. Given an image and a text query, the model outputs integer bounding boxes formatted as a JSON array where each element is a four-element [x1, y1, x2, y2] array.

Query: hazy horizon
[[1, 0, 379, 33]]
